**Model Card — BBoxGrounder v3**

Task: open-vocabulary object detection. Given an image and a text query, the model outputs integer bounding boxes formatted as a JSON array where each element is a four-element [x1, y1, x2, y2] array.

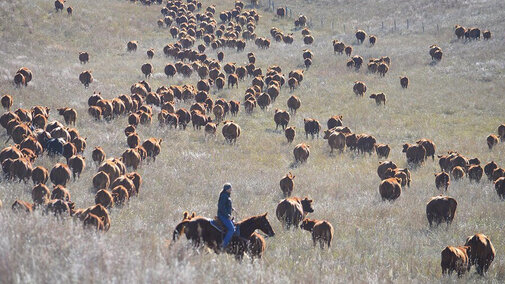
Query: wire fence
[[258, 0, 443, 35]]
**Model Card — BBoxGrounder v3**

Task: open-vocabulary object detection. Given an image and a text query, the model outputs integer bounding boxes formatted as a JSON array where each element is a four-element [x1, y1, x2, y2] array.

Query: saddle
[[209, 217, 240, 236]]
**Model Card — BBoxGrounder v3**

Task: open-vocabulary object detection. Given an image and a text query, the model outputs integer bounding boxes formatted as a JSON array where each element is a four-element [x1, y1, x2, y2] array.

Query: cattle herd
[[0, 0, 502, 278]]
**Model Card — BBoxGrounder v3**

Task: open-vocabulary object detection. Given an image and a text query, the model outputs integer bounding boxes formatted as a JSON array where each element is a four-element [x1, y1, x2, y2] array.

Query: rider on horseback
[[218, 183, 235, 249]]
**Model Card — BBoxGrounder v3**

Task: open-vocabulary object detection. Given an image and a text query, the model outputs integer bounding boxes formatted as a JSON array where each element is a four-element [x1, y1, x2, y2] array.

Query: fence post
[[381, 21, 384, 30], [331, 21, 334, 30], [422, 22, 424, 32], [407, 19, 409, 29], [437, 24, 439, 33], [320, 19, 323, 27], [343, 24, 346, 33], [394, 19, 397, 31]]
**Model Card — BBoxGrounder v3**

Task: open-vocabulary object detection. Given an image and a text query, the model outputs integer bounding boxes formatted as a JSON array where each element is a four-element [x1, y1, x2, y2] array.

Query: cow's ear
[[183, 211, 189, 219], [263, 212, 268, 217], [191, 212, 196, 218]]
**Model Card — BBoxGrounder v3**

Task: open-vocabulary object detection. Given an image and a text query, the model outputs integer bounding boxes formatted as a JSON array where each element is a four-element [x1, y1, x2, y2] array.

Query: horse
[[172, 212, 275, 259]]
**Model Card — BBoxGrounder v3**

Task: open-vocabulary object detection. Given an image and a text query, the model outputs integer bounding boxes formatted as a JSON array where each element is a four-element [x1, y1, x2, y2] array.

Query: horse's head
[[257, 213, 275, 237]]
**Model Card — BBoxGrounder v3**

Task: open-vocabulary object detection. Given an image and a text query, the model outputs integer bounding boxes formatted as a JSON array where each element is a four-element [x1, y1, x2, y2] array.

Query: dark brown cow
[[402, 143, 426, 165], [31, 166, 49, 185], [280, 172, 295, 197], [468, 165, 483, 182], [465, 233, 495, 275], [142, 138, 162, 161], [355, 30, 367, 44], [51, 185, 71, 201], [222, 121, 241, 144], [274, 109, 290, 130], [375, 144, 391, 159], [400, 76, 409, 88], [495, 177, 505, 199], [323, 129, 346, 153], [379, 178, 401, 201], [441, 246, 471, 276], [79, 52, 89, 64], [95, 189, 114, 209], [353, 81, 366, 96], [1, 94, 13, 110], [377, 161, 398, 180], [287, 95, 301, 114], [487, 134, 499, 150], [276, 197, 314, 229], [300, 219, 334, 249], [369, 93, 386, 105], [304, 118, 321, 139], [426, 195, 457, 227], [79, 71, 93, 88], [451, 166, 465, 180], [127, 41, 138, 52], [285, 127, 296, 143], [484, 161, 498, 180], [435, 171, 450, 191], [50, 163, 71, 186], [32, 183, 50, 205], [54, 0, 64, 12], [293, 143, 310, 163]]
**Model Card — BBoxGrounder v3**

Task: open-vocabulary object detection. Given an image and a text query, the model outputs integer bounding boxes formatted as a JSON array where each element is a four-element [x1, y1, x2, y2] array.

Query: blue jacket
[[217, 189, 232, 219]]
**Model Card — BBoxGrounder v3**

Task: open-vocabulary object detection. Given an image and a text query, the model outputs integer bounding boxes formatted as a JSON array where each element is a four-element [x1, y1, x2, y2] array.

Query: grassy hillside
[[0, 0, 504, 282]]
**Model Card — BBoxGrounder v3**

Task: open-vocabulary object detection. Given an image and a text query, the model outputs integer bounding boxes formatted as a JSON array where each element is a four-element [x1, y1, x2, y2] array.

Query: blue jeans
[[219, 215, 235, 248]]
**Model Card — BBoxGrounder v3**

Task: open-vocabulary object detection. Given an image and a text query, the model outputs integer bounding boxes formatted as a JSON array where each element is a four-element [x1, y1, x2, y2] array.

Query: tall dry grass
[[0, 0, 505, 282]]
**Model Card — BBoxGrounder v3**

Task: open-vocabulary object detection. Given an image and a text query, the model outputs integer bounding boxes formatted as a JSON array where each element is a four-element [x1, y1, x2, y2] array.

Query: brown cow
[[498, 124, 505, 140], [323, 129, 346, 153], [375, 144, 390, 159], [377, 161, 397, 180], [487, 134, 499, 150], [68, 155, 85, 179], [492, 168, 505, 182], [276, 197, 314, 229], [495, 177, 505, 199], [293, 143, 310, 163], [379, 178, 402, 201], [92, 147, 106, 164], [369, 93, 386, 105], [229, 100, 240, 116], [79, 52, 89, 64], [112, 185, 129, 205], [274, 109, 290, 130], [83, 213, 105, 231], [32, 183, 51, 205], [287, 95, 301, 114], [54, 0, 64, 12], [1, 94, 13, 110], [383, 168, 411, 187], [142, 138, 162, 161], [12, 200, 33, 213], [51, 185, 71, 201], [426, 195, 457, 226], [402, 143, 426, 165], [400, 76, 409, 88], [304, 118, 321, 139], [50, 163, 71, 186], [484, 161, 498, 180], [416, 139, 436, 160], [222, 121, 241, 144], [451, 166, 465, 180], [31, 166, 49, 185], [468, 165, 483, 182], [441, 246, 471, 276], [141, 63, 153, 78], [465, 233, 495, 275], [353, 81, 367, 96], [57, 107, 77, 125], [454, 25, 466, 39], [204, 122, 218, 137], [93, 171, 110, 191], [285, 127, 296, 143], [280, 172, 295, 197], [122, 148, 141, 170], [300, 218, 334, 249], [327, 115, 343, 129], [369, 35, 377, 46], [9, 157, 32, 182], [79, 71, 93, 88], [147, 48, 154, 59], [355, 30, 367, 44], [483, 30, 491, 40], [435, 172, 450, 191], [95, 189, 114, 208], [127, 41, 138, 52]]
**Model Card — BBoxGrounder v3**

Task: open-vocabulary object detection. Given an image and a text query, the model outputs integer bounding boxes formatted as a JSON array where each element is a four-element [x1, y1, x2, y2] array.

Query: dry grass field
[[0, 0, 505, 282]]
